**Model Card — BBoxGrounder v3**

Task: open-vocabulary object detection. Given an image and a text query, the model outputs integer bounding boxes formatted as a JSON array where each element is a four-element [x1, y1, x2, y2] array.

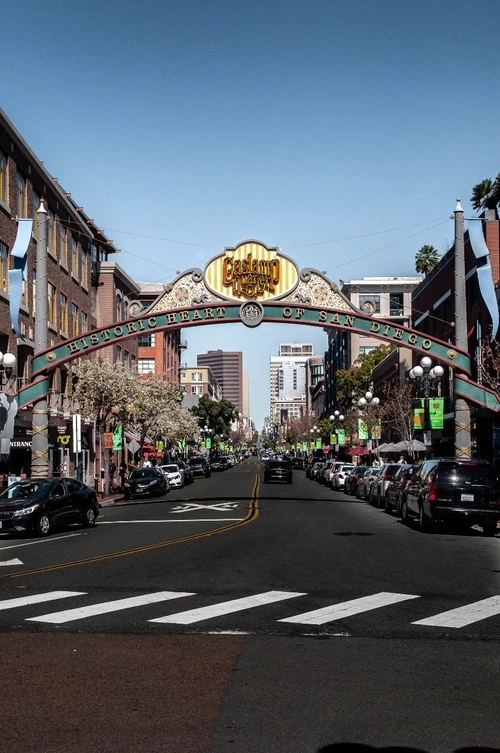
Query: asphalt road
[[1, 457, 499, 753]]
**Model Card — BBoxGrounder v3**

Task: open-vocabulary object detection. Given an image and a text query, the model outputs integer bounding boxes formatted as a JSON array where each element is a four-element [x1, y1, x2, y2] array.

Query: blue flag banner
[[9, 219, 33, 337], [468, 219, 499, 341]]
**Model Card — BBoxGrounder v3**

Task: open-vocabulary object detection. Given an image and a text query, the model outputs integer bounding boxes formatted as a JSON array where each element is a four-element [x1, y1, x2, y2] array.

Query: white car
[[159, 463, 185, 488], [332, 464, 355, 490]]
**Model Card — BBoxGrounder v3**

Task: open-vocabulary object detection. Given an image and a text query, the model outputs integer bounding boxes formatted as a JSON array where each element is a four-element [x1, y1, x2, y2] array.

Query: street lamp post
[[454, 199, 472, 459], [409, 357, 444, 398], [309, 424, 320, 456], [200, 425, 213, 455], [357, 392, 380, 463], [329, 410, 345, 457]]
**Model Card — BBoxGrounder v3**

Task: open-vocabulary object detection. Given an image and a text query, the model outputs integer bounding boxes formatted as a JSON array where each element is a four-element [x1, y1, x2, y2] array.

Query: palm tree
[[415, 245, 440, 276], [471, 174, 500, 215]]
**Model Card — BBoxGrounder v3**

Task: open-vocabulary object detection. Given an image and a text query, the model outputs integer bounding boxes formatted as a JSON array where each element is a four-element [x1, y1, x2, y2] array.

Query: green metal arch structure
[[16, 258, 500, 413]]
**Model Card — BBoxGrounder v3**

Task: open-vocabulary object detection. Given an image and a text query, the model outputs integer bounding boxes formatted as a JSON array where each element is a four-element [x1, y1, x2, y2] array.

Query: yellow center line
[[2, 474, 261, 580]]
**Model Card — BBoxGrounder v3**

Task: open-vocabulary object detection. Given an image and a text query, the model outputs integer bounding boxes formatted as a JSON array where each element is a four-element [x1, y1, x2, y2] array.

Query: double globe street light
[[409, 356, 444, 397]]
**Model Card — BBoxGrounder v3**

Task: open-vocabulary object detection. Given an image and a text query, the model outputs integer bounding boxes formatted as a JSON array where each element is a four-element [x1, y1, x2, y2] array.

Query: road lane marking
[[412, 595, 500, 628], [98, 518, 245, 524], [0, 558, 23, 566], [2, 471, 261, 579], [0, 533, 83, 551], [149, 590, 306, 625], [0, 591, 85, 610], [278, 592, 420, 625], [27, 591, 195, 624]]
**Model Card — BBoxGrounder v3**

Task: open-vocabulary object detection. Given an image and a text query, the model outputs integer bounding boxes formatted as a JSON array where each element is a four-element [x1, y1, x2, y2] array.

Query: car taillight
[[428, 481, 437, 503]]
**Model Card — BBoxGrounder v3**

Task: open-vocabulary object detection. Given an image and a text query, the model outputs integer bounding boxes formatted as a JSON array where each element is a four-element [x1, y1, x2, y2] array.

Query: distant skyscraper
[[269, 343, 313, 425], [197, 349, 243, 412]]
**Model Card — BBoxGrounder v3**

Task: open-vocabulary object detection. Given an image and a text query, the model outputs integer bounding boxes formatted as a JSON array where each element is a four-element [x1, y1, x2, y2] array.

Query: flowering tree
[[71, 358, 139, 493]]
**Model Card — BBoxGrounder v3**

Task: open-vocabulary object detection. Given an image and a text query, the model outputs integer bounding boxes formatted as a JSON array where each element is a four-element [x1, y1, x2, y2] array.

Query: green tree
[[471, 174, 500, 215], [335, 344, 395, 409], [190, 395, 238, 439], [415, 244, 441, 276]]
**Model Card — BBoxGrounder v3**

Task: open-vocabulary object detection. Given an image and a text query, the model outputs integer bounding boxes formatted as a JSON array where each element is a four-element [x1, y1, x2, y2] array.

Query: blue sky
[[3, 0, 500, 428]]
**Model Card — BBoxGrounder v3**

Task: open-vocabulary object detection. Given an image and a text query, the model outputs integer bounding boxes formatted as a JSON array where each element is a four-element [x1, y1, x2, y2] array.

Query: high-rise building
[[197, 350, 243, 412], [269, 343, 313, 425]]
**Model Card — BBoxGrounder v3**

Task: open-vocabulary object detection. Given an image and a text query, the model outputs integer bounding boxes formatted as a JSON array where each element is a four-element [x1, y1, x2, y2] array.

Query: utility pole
[[454, 199, 472, 459], [31, 199, 50, 477]]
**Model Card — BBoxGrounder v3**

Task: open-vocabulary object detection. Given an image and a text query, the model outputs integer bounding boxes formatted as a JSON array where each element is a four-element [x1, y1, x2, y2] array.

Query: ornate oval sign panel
[[204, 240, 299, 302]]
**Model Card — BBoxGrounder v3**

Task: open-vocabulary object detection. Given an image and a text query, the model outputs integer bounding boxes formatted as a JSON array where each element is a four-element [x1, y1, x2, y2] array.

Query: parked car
[[263, 460, 293, 484], [355, 467, 380, 500], [332, 463, 355, 490], [210, 457, 227, 472], [0, 477, 99, 536], [159, 463, 185, 489], [384, 464, 417, 514], [369, 463, 402, 507], [291, 457, 304, 470], [124, 467, 168, 500], [321, 459, 338, 487], [344, 466, 369, 496], [402, 457, 500, 535], [188, 456, 211, 478], [310, 461, 326, 481], [177, 460, 194, 485]]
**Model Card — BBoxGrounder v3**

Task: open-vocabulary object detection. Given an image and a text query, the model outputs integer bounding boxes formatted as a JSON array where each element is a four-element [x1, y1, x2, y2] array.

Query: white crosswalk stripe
[[278, 592, 420, 625], [0, 591, 85, 610], [412, 595, 500, 628], [1, 589, 498, 630], [27, 591, 195, 624], [149, 590, 306, 625]]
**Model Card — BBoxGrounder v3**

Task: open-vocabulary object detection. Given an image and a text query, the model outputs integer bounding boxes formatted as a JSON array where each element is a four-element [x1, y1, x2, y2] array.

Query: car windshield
[[130, 469, 157, 479], [0, 480, 53, 501], [189, 458, 205, 465], [163, 465, 179, 473]]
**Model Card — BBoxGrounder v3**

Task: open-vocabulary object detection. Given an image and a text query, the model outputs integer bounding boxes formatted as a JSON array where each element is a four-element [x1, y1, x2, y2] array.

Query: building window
[[359, 294, 380, 314], [191, 385, 203, 395], [59, 222, 68, 267], [16, 172, 27, 217], [0, 242, 8, 292], [31, 190, 41, 236], [116, 345, 122, 361], [191, 371, 203, 382], [115, 294, 122, 321], [138, 333, 155, 347], [59, 292, 68, 332], [48, 209, 56, 254], [138, 358, 155, 375], [0, 151, 6, 202], [48, 284, 56, 327], [80, 247, 89, 288], [71, 237, 79, 278], [389, 293, 404, 316], [80, 311, 88, 333], [359, 346, 376, 356], [71, 303, 79, 337]]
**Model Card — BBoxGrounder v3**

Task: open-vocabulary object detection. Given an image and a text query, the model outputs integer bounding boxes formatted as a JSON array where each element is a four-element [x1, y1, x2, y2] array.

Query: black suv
[[402, 457, 500, 535]]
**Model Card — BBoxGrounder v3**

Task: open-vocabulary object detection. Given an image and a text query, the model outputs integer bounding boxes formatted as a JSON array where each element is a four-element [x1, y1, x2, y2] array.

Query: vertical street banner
[[358, 419, 368, 440], [428, 397, 444, 429], [301, 441, 308, 452], [205, 437, 212, 449], [370, 420, 381, 440], [412, 399, 425, 429], [337, 428, 346, 445], [315, 437, 322, 449], [112, 423, 123, 450], [330, 433, 337, 445]]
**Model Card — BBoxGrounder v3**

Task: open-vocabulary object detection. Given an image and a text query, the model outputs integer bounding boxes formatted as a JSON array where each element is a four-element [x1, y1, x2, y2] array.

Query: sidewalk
[[98, 492, 124, 507]]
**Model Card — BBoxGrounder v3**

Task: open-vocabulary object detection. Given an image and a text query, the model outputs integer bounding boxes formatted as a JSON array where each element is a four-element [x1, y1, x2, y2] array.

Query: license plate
[[461, 493, 474, 502]]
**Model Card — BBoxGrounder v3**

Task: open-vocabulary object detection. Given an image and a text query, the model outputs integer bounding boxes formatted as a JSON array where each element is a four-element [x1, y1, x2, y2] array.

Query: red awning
[[346, 446, 370, 456]]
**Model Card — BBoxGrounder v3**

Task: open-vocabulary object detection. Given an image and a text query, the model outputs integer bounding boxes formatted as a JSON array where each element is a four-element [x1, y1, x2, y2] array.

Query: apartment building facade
[[197, 350, 243, 413]]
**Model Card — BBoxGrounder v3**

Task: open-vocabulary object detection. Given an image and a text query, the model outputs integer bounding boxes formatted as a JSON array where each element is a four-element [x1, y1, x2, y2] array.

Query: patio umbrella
[[394, 439, 427, 452]]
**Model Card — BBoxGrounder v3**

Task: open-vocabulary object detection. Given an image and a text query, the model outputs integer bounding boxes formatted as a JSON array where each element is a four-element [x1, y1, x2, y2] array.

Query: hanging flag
[[330, 433, 337, 445], [358, 419, 368, 440], [112, 424, 123, 450], [412, 399, 425, 429], [370, 420, 381, 440], [301, 441, 308, 452], [337, 428, 346, 446], [315, 438, 322, 449], [428, 397, 444, 429], [205, 437, 212, 449]]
